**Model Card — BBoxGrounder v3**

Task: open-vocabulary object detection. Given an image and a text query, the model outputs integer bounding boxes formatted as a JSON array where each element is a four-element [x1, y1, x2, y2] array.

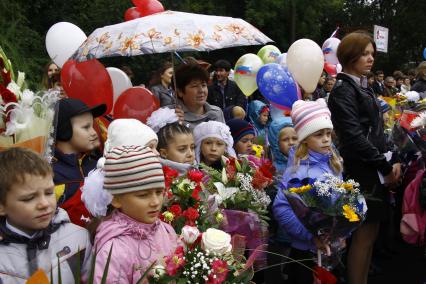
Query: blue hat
[[377, 98, 391, 113], [226, 119, 255, 144]]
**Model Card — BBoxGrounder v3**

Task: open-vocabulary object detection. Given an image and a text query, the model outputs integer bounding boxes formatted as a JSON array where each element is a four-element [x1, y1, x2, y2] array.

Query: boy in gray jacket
[[0, 148, 92, 283]]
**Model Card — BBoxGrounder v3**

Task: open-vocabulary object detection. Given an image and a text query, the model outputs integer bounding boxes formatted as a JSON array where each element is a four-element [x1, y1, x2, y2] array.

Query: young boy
[[0, 147, 92, 283], [53, 98, 106, 226]]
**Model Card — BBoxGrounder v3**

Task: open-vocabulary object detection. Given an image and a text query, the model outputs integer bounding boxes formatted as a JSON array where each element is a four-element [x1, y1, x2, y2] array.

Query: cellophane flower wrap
[[146, 226, 254, 284], [0, 47, 59, 161], [284, 173, 367, 239], [160, 166, 220, 234], [201, 155, 274, 223]]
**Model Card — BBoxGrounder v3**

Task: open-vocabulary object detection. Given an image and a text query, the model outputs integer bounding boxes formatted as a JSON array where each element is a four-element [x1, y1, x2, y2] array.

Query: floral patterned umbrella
[[72, 10, 273, 61]]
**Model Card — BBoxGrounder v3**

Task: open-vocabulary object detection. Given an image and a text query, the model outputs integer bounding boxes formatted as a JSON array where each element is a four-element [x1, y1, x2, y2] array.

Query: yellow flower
[[162, 211, 174, 223], [186, 31, 204, 48], [215, 212, 224, 223], [342, 205, 360, 222], [289, 184, 312, 194], [341, 183, 353, 191]]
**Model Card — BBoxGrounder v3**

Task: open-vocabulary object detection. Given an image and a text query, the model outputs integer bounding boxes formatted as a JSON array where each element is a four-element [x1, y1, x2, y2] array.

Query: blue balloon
[[256, 63, 298, 110], [423, 47, 426, 60]]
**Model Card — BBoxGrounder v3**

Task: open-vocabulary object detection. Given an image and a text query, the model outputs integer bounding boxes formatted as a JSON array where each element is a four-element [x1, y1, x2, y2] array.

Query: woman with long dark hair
[[328, 31, 400, 284]]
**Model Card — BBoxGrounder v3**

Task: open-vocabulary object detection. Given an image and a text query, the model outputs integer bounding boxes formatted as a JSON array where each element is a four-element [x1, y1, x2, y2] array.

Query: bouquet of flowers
[[201, 156, 274, 222], [160, 166, 221, 234], [146, 226, 254, 284], [284, 173, 367, 269], [0, 46, 59, 161]]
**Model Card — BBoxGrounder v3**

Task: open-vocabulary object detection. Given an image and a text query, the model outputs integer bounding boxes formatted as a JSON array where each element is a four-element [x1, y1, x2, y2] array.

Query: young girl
[[273, 98, 343, 284], [248, 100, 271, 143], [227, 118, 256, 156], [193, 121, 236, 169], [267, 117, 298, 177], [92, 146, 178, 283]]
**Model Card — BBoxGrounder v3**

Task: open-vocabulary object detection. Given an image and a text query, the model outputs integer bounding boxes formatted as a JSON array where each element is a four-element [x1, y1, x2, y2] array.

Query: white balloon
[[322, 37, 340, 65], [107, 67, 133, 103], [287, 39, 324, 93], [46, 22, 87, 68]]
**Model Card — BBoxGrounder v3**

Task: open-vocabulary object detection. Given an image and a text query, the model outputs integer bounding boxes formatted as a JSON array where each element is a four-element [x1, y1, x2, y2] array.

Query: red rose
[[162, 165, 179, 188], [169, 204, 182, 217], [187, 169, 204, 183]]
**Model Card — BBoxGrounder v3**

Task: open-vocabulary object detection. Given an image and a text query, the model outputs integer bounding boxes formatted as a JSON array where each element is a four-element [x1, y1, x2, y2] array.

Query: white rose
[[201, 228, 232, 254], [181, 225, 200, 245]]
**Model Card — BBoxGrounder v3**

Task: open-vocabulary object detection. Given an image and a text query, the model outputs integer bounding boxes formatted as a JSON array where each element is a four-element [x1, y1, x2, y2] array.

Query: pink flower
[[206, 259, 229, 284], [164, 246, 185, 276]]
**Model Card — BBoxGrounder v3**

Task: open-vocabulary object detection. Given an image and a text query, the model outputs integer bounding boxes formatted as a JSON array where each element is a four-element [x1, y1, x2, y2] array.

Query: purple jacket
[[93, 210, 178, 284], [273, 148, 342, 251]]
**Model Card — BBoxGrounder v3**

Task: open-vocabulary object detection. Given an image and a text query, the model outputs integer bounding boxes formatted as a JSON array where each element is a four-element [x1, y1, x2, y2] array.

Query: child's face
[[234, 134, 254, 155], [160, 133, 195, 164], [279, 127, 298, 156], [304, 128, 332, 154], [112, 188, 164, 224], [69, 112, 99, 153], [201, 137, 226, 165], [259, 112, 269, 125], [0, 174, 56, 235]]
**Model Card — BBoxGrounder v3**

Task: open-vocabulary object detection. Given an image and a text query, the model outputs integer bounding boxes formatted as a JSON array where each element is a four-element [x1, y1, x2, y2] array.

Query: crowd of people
[[0, 30, 425, 284]]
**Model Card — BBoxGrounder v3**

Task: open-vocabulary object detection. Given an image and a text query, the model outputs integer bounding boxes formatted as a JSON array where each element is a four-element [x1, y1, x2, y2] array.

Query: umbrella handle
[[317, 249, 322, 268]]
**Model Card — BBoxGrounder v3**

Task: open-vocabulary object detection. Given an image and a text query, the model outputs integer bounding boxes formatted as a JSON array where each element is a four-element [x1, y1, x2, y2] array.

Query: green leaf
[[88, 245, 98, 284], [57, 256, 62, 284], [101, 244, 113, 284]]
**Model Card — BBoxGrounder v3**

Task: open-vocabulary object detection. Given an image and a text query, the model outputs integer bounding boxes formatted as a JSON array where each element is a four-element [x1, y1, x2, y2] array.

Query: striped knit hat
[[291, 98, 333, 142], [103, 145, 165, 194]]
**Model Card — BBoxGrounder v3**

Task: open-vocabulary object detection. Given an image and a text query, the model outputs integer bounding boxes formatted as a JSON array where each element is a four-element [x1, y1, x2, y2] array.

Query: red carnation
[[183, 207, 199, 225], [187, 169, 204, 183], [191, 184, 201, 201], [169, 204, 182, 217], [162, 165, 179, 188]]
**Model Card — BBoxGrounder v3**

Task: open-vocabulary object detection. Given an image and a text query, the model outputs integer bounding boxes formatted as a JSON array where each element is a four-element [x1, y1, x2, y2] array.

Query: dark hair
[[149, 61, 173, 87], [157, 122, 193, 150], [174, 63, 209, 92], [41, 61, 60, 90], [375, 70, 384, 76], [214, 59, 232, 71], [0, 148, 53, 203], [366, 71, 375, 79], [337, 31, 376, 69]]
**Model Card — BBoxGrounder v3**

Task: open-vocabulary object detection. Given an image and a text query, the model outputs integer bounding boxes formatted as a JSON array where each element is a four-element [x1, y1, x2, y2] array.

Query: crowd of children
[[1, 30, 426, 284]]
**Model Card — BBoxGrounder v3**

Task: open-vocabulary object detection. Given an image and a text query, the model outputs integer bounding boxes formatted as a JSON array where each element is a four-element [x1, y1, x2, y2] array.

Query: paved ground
[[368, 240, 426, 284]]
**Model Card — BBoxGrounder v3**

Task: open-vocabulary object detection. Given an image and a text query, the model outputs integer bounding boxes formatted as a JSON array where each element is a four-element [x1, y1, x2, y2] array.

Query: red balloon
[[124, 7, 144, 21], [113, 87, 160, 123], [132, 0, 165, 16], [324, 62, 337, 77], [61, 59, 113, 114]]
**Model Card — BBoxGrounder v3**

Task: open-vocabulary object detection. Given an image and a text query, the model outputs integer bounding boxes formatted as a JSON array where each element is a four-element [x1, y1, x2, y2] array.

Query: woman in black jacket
[[328, 31, 400, 284]]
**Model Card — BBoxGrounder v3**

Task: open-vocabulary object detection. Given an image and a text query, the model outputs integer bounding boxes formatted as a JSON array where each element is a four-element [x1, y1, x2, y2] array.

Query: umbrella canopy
[[72, 10, 273, 62]]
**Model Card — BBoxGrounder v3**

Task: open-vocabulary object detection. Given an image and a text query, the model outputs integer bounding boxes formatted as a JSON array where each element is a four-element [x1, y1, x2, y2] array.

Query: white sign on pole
[[374, 25, 389, 53]]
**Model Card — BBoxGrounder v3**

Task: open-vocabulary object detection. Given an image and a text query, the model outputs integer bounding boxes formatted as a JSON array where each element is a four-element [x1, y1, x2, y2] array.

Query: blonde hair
[[232, 106, 246, 120], [293, 142, 342, 174]]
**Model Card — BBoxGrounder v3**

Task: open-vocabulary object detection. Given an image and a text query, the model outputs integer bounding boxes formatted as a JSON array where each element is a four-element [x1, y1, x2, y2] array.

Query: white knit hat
[[291, 98, 333, 142], [193, 121, 236, 162], [97, 119, 158, 168], [103, 145, 165, 194]]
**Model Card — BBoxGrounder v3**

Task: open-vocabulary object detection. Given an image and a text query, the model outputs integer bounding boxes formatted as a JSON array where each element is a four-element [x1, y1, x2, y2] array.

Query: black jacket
[[411, 78, 426, 93], [208, 79, 247, 110], [371, 80, 384, 96], [328, 73, 393, 176]]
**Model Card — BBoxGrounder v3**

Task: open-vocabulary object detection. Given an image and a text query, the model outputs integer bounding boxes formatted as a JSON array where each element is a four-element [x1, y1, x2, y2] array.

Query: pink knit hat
[[291, 98, 333, 142]]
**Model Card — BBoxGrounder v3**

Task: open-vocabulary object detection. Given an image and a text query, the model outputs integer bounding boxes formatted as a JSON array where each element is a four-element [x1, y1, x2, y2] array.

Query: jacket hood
[[248, 100, 271, 131], [268, 117, 293, 172], [95, 210, 160, 251]]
